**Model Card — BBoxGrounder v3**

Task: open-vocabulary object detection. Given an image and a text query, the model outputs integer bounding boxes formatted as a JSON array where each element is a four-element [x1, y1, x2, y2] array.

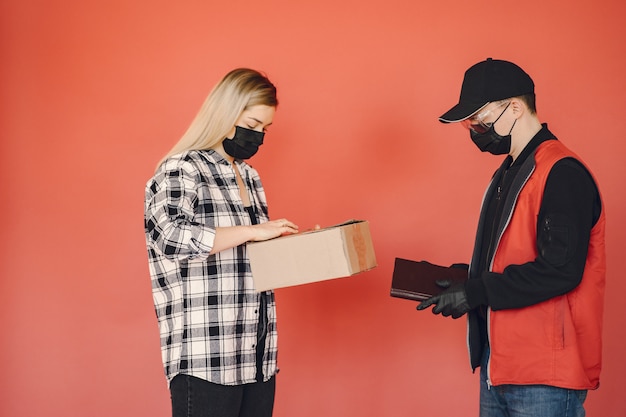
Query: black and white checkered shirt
[[144, 149, 278, 386]]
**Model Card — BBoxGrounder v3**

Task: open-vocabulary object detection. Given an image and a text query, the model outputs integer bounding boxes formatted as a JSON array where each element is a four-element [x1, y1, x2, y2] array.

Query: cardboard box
[[247, 220, 377, 291]]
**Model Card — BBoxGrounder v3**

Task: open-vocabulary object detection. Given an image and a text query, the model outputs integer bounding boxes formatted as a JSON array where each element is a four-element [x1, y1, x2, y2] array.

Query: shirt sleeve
[[144, 158, 216, 259], [466, 158, 601, 311]]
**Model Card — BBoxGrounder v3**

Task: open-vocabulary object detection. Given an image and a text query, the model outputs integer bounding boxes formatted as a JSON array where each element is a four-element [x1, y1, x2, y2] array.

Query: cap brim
[[439, 101, 488, 124]]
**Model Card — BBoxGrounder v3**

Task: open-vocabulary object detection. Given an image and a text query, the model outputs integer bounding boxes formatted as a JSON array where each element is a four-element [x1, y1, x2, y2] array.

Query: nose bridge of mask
[[236, 126, 265, 144]]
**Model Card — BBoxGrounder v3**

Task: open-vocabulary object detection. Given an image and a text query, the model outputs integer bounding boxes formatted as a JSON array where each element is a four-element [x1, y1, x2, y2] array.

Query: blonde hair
[[157, 68, 278, 169]]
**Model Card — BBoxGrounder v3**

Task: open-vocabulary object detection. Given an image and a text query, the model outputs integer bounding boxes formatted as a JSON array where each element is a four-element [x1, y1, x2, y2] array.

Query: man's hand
[[416, 283, 471, 319]]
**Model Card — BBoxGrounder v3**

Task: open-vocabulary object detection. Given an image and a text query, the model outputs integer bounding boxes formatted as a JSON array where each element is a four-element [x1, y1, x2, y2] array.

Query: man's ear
[[509, 98, 526, 118]]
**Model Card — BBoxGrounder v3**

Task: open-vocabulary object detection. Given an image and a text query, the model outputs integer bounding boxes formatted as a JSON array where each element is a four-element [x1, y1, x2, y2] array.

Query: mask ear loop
[[507, 119, 517, 135], [466, 101, 510, 133], [489, 101, 511, 128]]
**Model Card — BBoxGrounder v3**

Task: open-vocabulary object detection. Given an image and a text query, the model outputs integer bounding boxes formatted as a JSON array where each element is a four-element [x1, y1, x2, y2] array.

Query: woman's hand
[[210, 219, 298, 254], [250, 218, 299, 241]]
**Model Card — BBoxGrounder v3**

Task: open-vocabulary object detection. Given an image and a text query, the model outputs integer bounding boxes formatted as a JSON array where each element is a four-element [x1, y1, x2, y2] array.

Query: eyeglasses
[[461, 101, 511, 134]]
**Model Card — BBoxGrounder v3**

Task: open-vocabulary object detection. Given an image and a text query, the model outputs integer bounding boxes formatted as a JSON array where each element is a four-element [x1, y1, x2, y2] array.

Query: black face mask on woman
[[222, 126, 265, 159]]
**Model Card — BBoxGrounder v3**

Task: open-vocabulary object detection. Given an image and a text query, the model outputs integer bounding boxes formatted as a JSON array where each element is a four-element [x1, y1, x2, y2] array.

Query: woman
[[144, 68, 298, 417]]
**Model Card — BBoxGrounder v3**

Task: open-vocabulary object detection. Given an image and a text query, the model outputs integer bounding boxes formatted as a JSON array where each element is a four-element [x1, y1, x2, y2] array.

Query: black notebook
[[390, 258, 468, 301]]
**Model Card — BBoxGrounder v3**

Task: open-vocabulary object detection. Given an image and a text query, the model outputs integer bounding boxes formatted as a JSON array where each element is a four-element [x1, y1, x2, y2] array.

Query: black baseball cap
[[439, 58, 534, 123]]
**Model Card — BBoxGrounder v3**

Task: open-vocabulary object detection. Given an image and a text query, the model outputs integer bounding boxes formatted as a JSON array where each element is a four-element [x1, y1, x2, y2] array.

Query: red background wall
[[2, 1, 625, 416]]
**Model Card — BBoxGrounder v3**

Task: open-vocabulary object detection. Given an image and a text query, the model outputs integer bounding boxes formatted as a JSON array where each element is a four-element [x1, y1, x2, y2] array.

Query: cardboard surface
[[247, 220, 377, 291]]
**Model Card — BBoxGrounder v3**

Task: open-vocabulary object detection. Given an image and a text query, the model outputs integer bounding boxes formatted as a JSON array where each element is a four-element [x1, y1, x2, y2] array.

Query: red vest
[[488, 140, 606, 389]]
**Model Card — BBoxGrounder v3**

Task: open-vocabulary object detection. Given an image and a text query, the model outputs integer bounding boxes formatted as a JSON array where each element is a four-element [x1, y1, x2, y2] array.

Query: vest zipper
[[484, 163, 535, 390], [486, 306, 492, 390]]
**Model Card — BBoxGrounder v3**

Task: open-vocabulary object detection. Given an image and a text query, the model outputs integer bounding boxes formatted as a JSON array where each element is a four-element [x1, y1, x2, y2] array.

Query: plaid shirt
[[144, 149, 278, 386]]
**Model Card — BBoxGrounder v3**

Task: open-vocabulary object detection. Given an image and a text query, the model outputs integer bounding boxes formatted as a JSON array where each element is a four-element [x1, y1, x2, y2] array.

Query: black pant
[[170, 374, 276, 417]]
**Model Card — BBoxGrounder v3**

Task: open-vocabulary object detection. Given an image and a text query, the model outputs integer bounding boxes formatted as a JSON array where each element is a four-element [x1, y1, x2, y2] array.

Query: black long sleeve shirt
[[464, 124, 602, 311]]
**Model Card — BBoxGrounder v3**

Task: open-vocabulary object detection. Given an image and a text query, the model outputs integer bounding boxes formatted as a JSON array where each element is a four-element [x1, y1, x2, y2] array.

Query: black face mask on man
[[222, 126, 264, 159], [469, 103, 515, 155]]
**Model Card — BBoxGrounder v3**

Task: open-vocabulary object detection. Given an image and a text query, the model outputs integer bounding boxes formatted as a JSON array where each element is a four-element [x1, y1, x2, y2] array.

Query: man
[[417, 58, 606, 417]]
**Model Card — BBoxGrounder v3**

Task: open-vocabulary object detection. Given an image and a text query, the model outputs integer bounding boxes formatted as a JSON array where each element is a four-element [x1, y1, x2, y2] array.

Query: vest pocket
[[538, 214, 573, 267]]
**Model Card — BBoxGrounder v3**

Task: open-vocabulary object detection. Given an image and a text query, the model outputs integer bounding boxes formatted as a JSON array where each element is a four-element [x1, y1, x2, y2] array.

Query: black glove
[[416, 283, 471, 319]]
